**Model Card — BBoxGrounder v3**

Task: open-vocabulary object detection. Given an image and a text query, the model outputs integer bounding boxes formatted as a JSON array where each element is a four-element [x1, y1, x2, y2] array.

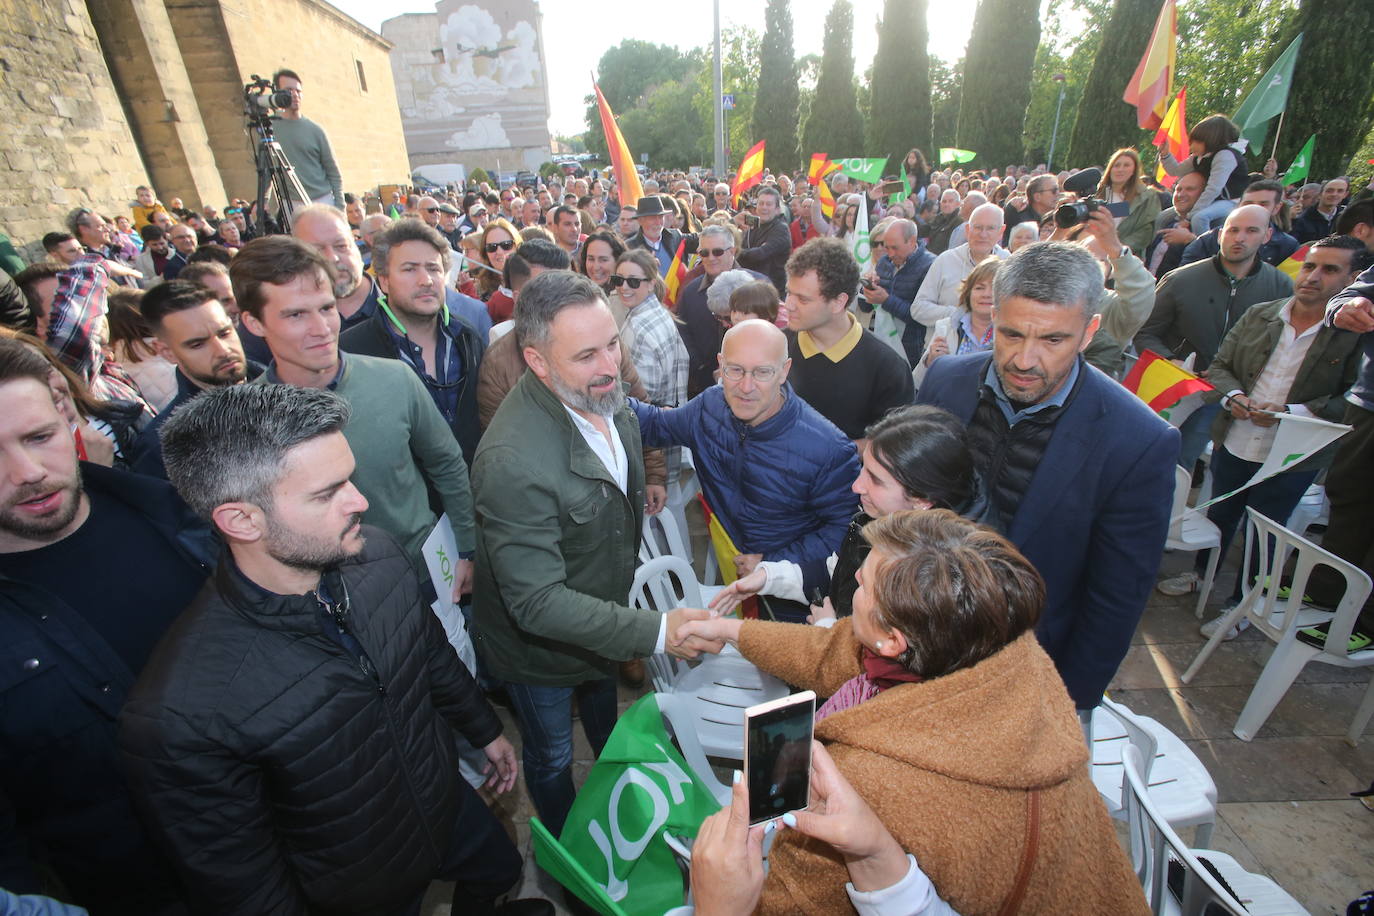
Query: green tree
[[752, 0, 802, 172], [1065, 0, 1165, 167], [801, 0, 867, 160], [929, 56, 962, 154], [867, 0, 932, 166], [1021, 0, 1106, 166], [955, 0, 1042, 168], [694, 27, 761, 168], [584, 40, 693, 159], [1174, 0, 1297, 126]]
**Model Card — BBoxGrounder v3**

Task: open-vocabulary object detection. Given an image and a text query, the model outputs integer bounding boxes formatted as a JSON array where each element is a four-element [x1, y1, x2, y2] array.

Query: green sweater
[[271, 115, 343, 206], [257, 354, 474, 568]]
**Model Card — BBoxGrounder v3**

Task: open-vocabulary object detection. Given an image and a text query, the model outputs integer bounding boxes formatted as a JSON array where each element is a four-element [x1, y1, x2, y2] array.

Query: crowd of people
[[2, 68, 1374, 915]]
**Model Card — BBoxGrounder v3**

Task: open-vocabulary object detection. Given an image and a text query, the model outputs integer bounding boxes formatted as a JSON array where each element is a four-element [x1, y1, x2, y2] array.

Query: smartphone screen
[[744, 690, 816, 825]]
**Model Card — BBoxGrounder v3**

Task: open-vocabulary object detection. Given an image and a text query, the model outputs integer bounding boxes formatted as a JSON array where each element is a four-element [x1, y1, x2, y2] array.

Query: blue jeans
[[1196, 445, 1318, 601], [1177, 403, 1223, 470], [503, 676, 619, 837]]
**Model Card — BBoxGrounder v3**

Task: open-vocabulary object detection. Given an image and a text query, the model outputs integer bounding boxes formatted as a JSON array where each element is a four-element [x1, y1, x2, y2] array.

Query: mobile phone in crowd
[[744, 690, 816, 825]]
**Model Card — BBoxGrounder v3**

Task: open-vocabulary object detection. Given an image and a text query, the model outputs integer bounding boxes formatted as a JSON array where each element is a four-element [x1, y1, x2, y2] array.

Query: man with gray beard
[[470, 271, 718, 837]]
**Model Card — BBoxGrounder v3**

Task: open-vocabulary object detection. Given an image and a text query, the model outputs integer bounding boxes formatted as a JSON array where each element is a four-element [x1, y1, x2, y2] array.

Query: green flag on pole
[[835, 157, 888, 183], [889, 172, 912, 205], [1282, 134, 1315, 186], [938, 148, 977, 165], [1233, 34, 1303, 152]]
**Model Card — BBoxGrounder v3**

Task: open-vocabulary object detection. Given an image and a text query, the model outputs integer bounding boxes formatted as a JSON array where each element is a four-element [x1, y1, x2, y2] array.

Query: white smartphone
[[743, 690, 816, 825]]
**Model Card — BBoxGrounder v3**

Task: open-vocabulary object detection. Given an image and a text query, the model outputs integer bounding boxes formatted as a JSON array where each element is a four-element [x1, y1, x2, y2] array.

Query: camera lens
[[1054, 202, 1087, 229]]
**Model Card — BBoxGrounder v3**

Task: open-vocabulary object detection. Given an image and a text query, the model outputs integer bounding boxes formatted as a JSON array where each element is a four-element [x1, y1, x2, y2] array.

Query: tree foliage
[[956, 0, 1042, 168], [1174, 0, 1296, 127], [697, 27, 762, 169], [801, 0, 867, 160], [929, 56, 962, 153], [752, 0, 802, 172], [1065, 0, 1167, 167], [867, 0, 932, 166], [583, 40, 693, 159]]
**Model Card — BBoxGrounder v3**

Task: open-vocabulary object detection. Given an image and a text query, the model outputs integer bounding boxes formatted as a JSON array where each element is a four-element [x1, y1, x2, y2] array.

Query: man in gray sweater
[[272, 69, 343, 209]]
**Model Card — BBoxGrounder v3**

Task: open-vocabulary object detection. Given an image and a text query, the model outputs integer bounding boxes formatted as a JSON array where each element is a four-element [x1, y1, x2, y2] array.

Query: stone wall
[[0, 0, 152, 256]]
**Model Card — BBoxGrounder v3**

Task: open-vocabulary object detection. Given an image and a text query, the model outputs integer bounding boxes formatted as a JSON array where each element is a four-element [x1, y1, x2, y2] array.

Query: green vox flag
[[889, 172, 912, 206], [938, 148, 977, 165], [1282, 134, 1315, 186], [835, 157, 888, 183], [1233, 34, 1303, 151], [535, 694, 722, 915]]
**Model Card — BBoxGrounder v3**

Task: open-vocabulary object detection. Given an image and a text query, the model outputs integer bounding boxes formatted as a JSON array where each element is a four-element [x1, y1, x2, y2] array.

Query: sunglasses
[[609, 275, 647, 289], [423, 207, 440, 213], [485, 240, 515, 253], [701, 247, 733, 258]]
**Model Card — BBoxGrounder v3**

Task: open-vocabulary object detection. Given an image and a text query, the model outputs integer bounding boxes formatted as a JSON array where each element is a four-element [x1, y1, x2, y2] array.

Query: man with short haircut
[[551, 205, 582, 258], [864, 218, 937, 364], [947, 191, 988, 250], [918, 242, 1178, 712], [912, 202, 1009, 337], [42, 232, 82, 266], [120, 384, 547, 916], [128, 280, 257, 479], [736, 186, 792, 294], [178, 260, 239, 322], [626, 195, 696, 276], [164, 223, 198, 281], [1143, 170, 1209, 278], [616, 203, 637, 238], [1136, 204, 1294, 468], [1335, 198, 1374, 252], [13, 263, 59, 340], [418, 195, 442, 228], [1003, 173, 1058, 241], [632, 319, 859, 617], [519, 198, 542, 230], [231, 235, 478, 592], [344, 192, 365, 231], [783, 237, 915, 440], [471, 271, 715, 836], [1181, 179, 1300, 267], [676, 224, 767, 396], [134, 224, 170, 289], [1293, 176, 1349, 243], [270, 68, 343, 208], [0, 338, 212, 915], [340, 219, 486, 464]]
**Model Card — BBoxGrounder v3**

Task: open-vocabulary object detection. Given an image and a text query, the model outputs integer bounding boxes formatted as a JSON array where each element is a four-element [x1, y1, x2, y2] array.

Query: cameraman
[[270, 69, 343, 209]]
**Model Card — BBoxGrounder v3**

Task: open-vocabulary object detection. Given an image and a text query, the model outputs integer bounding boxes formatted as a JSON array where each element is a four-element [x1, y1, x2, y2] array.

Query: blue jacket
[[1328, 263, 1374, 413], [917, 353, 1179, 708], [632, 385, 860, 593], [874, 246, 937, 363], [1179, 224, 1299, 269]]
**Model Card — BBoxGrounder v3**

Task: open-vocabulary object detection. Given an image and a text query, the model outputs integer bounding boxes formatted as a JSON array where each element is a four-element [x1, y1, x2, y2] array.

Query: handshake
[[661, 608, 743, 660]]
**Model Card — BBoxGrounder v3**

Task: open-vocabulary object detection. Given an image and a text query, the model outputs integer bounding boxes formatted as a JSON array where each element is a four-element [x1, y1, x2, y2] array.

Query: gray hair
[[513, 270, 607, 350], [700, 224, 735, 249], [371, 219, 452, 277], [993, 241, 1102, 320], [160, 384, 351, 521], [706, 269, 757, 316], [755, 186, 782, 206]]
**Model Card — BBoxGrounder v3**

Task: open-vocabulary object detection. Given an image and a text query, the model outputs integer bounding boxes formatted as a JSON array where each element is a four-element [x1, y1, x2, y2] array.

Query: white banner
[[1195, 413, 1352, 511], [853, 200, 909, 362]]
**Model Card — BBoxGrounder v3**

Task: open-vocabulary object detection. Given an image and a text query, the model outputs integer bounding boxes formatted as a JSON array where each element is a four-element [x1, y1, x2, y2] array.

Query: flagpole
[[1270, 107, 1287, 162]]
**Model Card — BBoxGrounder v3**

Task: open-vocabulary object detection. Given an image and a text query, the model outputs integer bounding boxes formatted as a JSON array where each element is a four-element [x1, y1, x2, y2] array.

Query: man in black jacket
[[625, 194, 697, 277], [736, 185, 792, 295], [0, 338, 213, 915], [118, 384, 548, 916]]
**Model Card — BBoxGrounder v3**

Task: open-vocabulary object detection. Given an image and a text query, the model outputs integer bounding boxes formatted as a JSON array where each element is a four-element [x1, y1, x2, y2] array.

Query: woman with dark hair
[[903, 148, 931, 200], [711, 405, 985, 622], [679, 510, 1149, 915], [476, 217, 519, 307], [577, 229, 625, 292], [1094, 148, 1161, 257]]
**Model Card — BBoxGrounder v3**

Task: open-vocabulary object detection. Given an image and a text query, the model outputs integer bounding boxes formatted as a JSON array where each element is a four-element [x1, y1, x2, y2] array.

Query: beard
[[548, 364, 624, 417], [0, 463, 83, 541], [332, 260, 363, 299], [265, 511, 365, 572], [187, 354, 248, 389]]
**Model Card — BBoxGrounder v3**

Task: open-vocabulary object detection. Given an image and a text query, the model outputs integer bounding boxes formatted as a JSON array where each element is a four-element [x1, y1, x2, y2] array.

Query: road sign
[[721, 94, 735, 110]]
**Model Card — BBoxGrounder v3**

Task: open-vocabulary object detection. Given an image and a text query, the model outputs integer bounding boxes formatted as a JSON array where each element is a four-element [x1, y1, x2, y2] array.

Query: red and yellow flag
[[808, 153, 842, 218], [1152, 87, 1188, 188], [1277, 244, 1309, 283], [663, 239, 691, 308], [592, 82, 643, 207], [1122, 349, 1213, 412], [1123, 0, 1177, 130], [731, 140, 766, 206]]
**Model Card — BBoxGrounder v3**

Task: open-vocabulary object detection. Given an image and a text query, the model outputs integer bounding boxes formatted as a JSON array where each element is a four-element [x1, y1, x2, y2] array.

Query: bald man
[[631, 320, 860, 621], [1137, 203, 1294, 468]]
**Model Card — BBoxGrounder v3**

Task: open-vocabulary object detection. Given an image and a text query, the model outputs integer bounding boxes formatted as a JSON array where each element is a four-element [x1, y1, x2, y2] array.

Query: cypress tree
[[1066, 0, 1167, 168], [867, 0, 932, 165], [955, 0, 1041, 168], [752, 0, 802, 172], [801, 0, 867, 160]]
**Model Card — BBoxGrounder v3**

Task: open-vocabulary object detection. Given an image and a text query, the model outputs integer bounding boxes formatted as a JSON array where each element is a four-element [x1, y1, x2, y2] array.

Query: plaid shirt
[[627, 295, 689, 485], [47, 253, 107, 384]]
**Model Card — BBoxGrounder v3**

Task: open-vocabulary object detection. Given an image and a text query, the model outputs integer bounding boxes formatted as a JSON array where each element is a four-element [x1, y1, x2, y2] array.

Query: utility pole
[[713, 0, 725, 177], [1047, 73, 1067, 172]]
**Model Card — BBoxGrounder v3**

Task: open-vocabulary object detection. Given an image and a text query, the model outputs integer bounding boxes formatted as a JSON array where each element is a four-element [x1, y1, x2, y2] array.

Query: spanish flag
[[592, 81, 643, 208], [663, 239, 691, 309], [809, 153, 841, 218], [731, 140, 766, 206], [817, 180, 837, 219], [700, 495, 741, 586], [1123, 0, 1176, 130], [1277, 244, 1309, 283], [1123, 349, 1213, 412], [1152, 87, 1188, 188]]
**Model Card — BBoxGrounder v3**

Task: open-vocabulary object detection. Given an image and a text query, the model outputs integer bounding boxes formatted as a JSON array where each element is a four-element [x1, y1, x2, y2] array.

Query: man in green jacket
[[471, 271, 714, 835]]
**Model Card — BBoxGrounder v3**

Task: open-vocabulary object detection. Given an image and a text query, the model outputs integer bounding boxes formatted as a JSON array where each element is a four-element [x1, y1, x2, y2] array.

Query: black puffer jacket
[[118, 528, 501, 915]]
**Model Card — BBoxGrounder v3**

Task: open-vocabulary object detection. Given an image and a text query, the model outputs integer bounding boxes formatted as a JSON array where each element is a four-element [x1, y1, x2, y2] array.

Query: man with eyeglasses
[[418, 196, 442, 229], [632, 318, 860, 622], [676, 224, 768, 396], [497, 189, 517, 222], [163, 223, 200, 281], [270, 68, 344, 209]]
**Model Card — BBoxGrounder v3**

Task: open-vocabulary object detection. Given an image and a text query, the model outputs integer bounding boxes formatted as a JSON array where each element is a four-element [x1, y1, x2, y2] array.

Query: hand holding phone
[[745, 690, 816, 824]]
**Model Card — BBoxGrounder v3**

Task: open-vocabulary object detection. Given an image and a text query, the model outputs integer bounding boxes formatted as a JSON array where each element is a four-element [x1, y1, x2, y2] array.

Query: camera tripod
[[249, 117, 311, 236]]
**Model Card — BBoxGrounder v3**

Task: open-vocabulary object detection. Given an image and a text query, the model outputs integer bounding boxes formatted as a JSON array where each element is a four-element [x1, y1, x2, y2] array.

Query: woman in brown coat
[[677, 510, 1148, 915]]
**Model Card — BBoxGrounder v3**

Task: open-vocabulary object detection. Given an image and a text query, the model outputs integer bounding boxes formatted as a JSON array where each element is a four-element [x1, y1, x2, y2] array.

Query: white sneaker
[[1200, 614, 1250, 641], [1158, 571, 1201, 596]]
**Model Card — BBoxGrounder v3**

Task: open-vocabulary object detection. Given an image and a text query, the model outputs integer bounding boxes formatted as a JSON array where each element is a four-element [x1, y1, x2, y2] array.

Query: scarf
[[815, 648, 921, 722]]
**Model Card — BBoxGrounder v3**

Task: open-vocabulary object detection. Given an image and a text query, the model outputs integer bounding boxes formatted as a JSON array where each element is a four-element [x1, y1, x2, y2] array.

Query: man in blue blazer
[[918, 242, 1180, 711]]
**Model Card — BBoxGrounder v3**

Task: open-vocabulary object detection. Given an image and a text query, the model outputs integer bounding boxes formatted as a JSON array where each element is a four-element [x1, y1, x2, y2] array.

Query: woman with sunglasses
[[477, 218, 520, 322]]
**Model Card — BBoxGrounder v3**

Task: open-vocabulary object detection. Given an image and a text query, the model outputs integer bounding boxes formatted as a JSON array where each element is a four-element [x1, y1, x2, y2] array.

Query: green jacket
[[1206, 296, 1362, 469], [471, 371, 659, 686], [1115, 189, 1162, 259]]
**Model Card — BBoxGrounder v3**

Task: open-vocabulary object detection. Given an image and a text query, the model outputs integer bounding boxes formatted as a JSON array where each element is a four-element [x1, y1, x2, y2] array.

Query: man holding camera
[[269, 69, 343, 209]]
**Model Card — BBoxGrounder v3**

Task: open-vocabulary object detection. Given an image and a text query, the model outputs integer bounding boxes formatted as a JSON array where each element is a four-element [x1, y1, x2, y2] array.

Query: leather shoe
[[619, 658, 646, 688]]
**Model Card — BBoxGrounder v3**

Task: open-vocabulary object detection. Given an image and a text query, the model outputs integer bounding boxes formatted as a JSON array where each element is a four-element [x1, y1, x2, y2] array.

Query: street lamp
[[1048, 73, 1067, 172]]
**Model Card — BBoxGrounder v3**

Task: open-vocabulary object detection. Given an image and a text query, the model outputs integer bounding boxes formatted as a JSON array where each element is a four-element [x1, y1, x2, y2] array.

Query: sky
[[325, 0, 985, 137]]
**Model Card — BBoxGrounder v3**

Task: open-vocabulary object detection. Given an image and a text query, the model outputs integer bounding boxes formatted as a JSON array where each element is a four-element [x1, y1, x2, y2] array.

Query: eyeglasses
[[423, 207, 440, 213], [720, 364, 781, 383], [485, 240, 515, 253], [609, 275, 647, 289], [702, 247, 733, 258]]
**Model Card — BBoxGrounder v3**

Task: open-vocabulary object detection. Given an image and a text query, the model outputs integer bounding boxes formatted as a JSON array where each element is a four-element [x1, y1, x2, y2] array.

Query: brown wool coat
[[739, 620, 1150, 916]]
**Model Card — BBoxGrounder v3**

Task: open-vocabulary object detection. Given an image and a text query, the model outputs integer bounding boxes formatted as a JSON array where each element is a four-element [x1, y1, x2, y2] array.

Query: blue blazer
[[917, 352, 1180, 708]]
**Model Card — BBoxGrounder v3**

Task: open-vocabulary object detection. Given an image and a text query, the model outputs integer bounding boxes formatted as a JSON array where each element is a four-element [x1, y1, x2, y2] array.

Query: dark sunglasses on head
[[609, 275, 646, 289], [702, 247, 732, 258], [485, 240, 515, 253]]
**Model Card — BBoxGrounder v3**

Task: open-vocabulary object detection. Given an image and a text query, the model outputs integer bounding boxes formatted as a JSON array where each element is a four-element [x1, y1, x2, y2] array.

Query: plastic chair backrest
[[630, 556, 702, 692], [1099, 697, 1161, 788], [641, 510, 693, 566], [1168, 464, 1192, 535], [656, 692, 732, 805], [1121, 745, 1247, 916], [1241, 508, 1373, 658]]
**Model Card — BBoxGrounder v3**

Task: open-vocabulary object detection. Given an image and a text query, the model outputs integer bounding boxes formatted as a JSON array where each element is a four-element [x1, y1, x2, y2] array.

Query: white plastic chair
[[1121, 745, 1308, 916], [1091, 697, 1217, 847], [1166, 465, 1222, 619], [668, 646, 789, 761], [630, 555, 703, 693], [640, 512, 723, 609], [1181, 508, 1374, 744], [657, 691, 732, 805]]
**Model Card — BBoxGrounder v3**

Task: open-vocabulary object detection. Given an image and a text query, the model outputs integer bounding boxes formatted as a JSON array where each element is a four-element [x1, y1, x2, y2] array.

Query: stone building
[[382, 0, 552, 183], [0, 0, 410, 255]]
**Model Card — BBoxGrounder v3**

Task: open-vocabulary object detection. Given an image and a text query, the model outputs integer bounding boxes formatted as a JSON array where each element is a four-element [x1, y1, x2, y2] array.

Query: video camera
[[1054, 197, 1104, 229], [243, 76, 293, 120]]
